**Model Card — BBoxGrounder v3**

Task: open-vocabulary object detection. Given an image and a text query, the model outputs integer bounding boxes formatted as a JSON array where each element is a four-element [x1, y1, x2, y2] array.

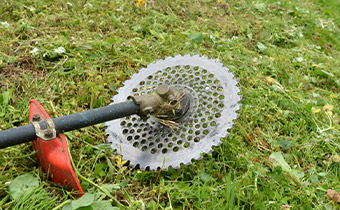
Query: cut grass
[[1, 0, 340, 209]]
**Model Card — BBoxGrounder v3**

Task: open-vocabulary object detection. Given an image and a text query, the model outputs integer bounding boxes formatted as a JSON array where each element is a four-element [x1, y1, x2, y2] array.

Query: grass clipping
[[151, 91, 187, 129], [7, 174, 57, 210], [11, 186, 57, 210]]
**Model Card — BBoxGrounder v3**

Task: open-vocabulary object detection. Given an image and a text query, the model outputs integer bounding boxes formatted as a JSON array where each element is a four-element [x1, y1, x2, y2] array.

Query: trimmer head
[[105, 55, 241, 170]]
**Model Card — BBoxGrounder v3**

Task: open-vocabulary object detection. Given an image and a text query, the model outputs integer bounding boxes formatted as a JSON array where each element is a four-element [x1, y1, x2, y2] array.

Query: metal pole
[[0, 101, 140, 148]]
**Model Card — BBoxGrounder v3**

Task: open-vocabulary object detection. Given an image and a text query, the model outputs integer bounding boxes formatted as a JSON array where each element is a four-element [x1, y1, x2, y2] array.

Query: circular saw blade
[[105, 54, 241, 170]]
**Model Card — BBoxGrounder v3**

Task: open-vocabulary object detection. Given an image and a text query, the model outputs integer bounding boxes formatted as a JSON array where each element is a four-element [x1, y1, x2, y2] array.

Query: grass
[[1, 0, 340, 209]]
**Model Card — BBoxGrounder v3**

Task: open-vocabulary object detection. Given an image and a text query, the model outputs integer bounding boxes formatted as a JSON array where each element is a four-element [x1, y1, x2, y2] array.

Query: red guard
[[29, 99, 83, 196]]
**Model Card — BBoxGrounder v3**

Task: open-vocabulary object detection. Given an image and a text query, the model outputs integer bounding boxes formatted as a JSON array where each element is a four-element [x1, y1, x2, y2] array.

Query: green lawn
[[1, 0, 340, 209]]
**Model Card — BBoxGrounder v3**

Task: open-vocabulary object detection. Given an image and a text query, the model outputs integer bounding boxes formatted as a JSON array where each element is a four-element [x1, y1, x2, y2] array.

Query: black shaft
[[0, 101, 140, 148]]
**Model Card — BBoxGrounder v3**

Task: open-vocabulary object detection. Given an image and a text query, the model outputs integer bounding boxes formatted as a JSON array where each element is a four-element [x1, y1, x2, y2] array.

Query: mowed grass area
[[1, 0, 340, 209]]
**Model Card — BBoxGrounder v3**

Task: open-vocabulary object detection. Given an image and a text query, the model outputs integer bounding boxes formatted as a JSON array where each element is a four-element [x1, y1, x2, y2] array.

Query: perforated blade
[[105, 55, 241, 170]]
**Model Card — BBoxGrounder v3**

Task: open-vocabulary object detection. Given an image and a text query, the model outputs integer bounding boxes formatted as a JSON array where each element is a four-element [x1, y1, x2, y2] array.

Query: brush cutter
[[0, 55, 241, 195]]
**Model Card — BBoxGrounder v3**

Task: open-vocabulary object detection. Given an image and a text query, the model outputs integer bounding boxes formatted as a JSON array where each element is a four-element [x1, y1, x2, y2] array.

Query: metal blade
[[105, 54, 241, 170]]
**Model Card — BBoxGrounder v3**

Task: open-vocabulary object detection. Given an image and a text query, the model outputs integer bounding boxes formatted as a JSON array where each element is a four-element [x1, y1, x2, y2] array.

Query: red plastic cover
[[29, 99, 83, 196]]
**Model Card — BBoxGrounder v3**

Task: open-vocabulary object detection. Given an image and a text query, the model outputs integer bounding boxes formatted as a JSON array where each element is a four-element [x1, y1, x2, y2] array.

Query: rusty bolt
[[32, 114, 41, 122]]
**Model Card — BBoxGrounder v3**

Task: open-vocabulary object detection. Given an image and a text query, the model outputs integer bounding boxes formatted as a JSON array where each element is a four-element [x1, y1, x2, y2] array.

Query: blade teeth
[[229, 123, 236, 130], [171, 164, 181, 170], [235, 88, 241, 96], [235, 105, 242, 114], [138, 67, 148, 73], [192, 54, 200, 59], [128, 161, 139, 169], [163, 55, 175, 62], [182, 160, 193, 166], [206, 147, 214, 154], [174, 54, 183, 59], [105, 133, 111, 143], [146, 62, 156, 69], [122, 80, 129, 87]]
